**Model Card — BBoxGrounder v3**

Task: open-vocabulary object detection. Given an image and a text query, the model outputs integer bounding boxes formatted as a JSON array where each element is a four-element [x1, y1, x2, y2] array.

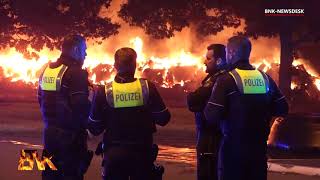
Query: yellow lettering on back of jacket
[[112, 79, 144, 108], [40, 65, 68, 91]]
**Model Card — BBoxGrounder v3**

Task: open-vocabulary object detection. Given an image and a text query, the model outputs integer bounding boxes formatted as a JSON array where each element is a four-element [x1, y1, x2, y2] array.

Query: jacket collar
[[50, 54, 82, 68], [229, 59, 255, 71], [114, 73, 136, 83]]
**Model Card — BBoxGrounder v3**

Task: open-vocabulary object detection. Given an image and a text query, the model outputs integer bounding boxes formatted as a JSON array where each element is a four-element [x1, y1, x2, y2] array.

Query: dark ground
[[0, 101, 319, 180]]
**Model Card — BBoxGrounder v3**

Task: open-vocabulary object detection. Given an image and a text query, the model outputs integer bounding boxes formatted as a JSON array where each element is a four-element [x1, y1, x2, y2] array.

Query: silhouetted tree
[[209, 0, 320, 96], [120, 0, 320, 96], [0, 0, 120, 58], [119, 0, 240, 39]]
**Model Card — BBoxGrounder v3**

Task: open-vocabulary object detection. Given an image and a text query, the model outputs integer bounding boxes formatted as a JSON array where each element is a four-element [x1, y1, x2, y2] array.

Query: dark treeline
[[0, 0, 319, 96]]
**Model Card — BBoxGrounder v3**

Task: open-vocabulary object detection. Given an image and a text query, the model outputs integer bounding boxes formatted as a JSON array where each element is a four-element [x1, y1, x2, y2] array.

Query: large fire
[[0, 36, 319, 93], [0, 36, 205, 89]]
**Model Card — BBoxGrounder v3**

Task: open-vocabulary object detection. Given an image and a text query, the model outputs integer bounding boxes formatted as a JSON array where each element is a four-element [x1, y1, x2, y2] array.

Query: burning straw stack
[[1, 63, 320, 112]]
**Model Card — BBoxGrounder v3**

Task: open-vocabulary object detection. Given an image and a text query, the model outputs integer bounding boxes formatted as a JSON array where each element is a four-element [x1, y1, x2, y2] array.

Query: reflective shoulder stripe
[[40, 64, 68, 91], [152, 107, 168, 113], [258, 70, 270, 93], [89, 116, 101, 122], [56, 65, 68, 91], [227, 91, 237, 96], [208, 101, 224, 107], [229, 70, 244, 94], [105, 82, 114, 108], [274, 96, 285, 102], [139, 79, 149, 105]]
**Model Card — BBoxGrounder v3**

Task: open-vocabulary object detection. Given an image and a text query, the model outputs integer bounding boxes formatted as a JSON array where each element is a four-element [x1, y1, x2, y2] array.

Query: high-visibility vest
[[105, 79, 149, 108], [229, 68, 269, 94], [40, 65, 68, 91]]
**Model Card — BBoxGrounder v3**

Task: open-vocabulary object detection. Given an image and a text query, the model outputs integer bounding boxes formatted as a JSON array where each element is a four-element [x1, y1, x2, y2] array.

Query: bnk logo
[[18, 149, 57, 171]]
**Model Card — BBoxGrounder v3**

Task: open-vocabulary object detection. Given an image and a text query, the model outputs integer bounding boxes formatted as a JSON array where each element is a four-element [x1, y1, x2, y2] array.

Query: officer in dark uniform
[[38, 35, 92, 180], [204, 36, 289, 180], [88, 47, 171, 180], [187, 44, 226, 180]]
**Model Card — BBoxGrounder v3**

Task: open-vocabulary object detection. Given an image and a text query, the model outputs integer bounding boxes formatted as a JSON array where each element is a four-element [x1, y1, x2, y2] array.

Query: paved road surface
[[0, 136, 319, 180]]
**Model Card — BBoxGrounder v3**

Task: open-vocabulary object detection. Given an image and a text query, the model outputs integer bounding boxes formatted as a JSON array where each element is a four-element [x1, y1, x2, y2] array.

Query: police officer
[[187, 44, 226, 180], [204, 36, 289, 180], [38, 35, 92, 180], [88, 47, 171, 180]]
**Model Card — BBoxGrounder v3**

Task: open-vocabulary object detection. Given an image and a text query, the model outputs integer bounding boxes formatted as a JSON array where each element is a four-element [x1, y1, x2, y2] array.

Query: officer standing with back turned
[[38, 35, 92, 180], [187, 44, 226, 180], [88, 47, 171, 180], [204, 36, 289, 180]]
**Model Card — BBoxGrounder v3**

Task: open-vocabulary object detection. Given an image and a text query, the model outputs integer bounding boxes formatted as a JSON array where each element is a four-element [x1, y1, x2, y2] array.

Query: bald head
[[226, 36, 251, 65]]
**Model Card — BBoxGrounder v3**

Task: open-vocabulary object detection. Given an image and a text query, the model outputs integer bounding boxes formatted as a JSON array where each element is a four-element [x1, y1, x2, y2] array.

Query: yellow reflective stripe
[[229, 70, 244, 94], [112, 79, 144, 108], [105, 82, 114, 107], [140, 79, 149, 105], [230, 68, 267, 94], [40, 65, 68, 91], [259, 70, 270, 92]]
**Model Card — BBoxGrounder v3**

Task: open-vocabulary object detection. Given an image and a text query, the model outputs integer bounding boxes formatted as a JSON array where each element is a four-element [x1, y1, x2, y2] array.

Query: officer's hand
[[267, 117, 285, 145], [275, 117, 284, 123]]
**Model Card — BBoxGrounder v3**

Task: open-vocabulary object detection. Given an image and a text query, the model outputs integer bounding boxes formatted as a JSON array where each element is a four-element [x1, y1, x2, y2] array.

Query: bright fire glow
[[0, 36, 319, 92], [291, 82, 298, 90], [0, 37, 205, 88], [0, 48, 59, 84], [315, 79, 320, 91]]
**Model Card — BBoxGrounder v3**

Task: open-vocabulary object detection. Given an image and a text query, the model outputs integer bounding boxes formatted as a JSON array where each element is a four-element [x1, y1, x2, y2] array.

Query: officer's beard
[[206, 64, 218, 75]]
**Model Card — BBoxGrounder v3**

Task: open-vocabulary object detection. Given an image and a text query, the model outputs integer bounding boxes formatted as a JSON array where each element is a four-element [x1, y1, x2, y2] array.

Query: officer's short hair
[[207, 44, 226, 60], [227, 36, 251, 60], [114, 47, 137, 72], [61, 35, 85, 52]]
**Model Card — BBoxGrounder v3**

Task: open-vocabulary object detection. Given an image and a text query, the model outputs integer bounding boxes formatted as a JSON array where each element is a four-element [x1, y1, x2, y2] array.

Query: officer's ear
[[226, 48, 235, 64], [68, 46, 78, 60], [216, 58, 222, 66], [73, 46, 80, 54]]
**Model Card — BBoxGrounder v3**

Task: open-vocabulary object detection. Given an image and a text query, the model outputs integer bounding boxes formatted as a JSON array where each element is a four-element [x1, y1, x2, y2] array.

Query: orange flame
[[0, 36, 205, 88], [291, 82, 298, 90], [0, 36, 319, 92]]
